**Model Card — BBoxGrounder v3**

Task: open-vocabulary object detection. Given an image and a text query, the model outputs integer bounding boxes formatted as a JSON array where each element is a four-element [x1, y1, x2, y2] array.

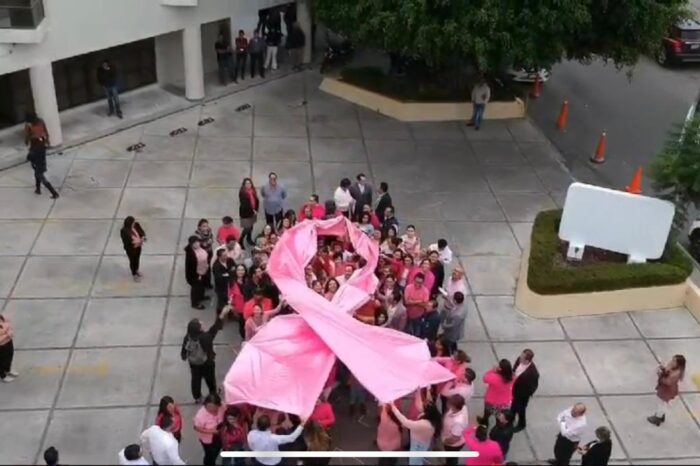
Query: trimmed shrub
[[528, 209, 692, 295]]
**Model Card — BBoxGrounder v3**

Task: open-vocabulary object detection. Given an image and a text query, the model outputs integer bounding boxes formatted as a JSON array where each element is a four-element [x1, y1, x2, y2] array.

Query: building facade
[[0, 0, 309, 145]]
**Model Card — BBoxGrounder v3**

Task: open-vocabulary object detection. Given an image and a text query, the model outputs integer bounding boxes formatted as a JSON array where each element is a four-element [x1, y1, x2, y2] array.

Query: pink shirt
[[404, 284, 430, 320], [463, 427, 504, 466], [194, 406, 224, 444], [407, 268, 435, 294], [195, 247, 208, 276], [310, 402, 336, 429], [377, 406, 402, 452], [483, 369, 514, 407]]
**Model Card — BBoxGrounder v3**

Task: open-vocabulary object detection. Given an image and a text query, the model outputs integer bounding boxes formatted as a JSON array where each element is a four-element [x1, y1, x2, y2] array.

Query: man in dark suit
[[349, 173, 373, 220], [511, 348, 539, 431], [375, 181, 392, 222]]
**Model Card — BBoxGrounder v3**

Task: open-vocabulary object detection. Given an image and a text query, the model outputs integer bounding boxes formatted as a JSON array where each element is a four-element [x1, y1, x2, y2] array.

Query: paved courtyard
[[0, 71, 699, 465]]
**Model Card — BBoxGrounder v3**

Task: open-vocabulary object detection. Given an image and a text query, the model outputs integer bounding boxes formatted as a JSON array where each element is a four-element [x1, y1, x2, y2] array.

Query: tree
[[650, 116, 700, 243], [315, 0, 689, 72]]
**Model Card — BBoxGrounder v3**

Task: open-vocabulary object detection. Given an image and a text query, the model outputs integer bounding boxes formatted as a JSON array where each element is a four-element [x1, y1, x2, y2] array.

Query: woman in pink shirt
[[193, 393, 224, 466], [408, 259, 435, 294], [401, 225, 422, 257], [244, 301, 283, 341], [463, 425, 504, 466], [377, 404, 402, 465], [310, 396, 336, 430], [324, 278, 340, 301], [185, 236, 210, 310], [228, 264, 248, 338], [398, 254, 415, 288], [478, 359, 514, 426]]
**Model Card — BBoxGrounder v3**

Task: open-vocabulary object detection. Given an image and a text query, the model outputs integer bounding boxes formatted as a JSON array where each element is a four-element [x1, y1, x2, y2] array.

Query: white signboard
[[559, 183, 674, 263]]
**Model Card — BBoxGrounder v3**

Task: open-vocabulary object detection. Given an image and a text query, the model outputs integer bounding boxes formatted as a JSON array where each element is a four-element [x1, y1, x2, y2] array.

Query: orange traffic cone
[[626, 167, 643, 194], [531, 73, 541, 98], [590, 131, 607, 163], [556, 100, 569, 131]]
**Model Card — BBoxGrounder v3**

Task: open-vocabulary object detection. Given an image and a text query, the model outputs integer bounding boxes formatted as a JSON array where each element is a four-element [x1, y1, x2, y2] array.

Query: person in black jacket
[[181, 308, 228, 404], [348, 173, 373, 220], [184, 236, 210, 310], [238, 178, 259, 248], [120, 216, 146, 281], [489, 411, 514, 458], [580, 426, 612, 466], [286, 22, 306, 71], [25, 113, 59, 199], [428, 250, 445, 297], [211, 248, 235, 314], [511, 349, 539, 431], [96, 60, 122, 118], [375, 181, 392, 222]]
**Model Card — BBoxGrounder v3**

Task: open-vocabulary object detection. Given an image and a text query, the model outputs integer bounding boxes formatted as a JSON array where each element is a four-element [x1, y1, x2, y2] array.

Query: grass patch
[[528, 209, 692, 295], [339, 66, 518, 102]]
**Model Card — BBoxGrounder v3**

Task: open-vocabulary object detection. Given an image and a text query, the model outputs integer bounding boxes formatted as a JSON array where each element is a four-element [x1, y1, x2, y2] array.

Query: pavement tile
[[445, 222, 521, 256], [92, 255, 174, 298], [439, 192, 505, 222], [390, 192, 448, 222], [471, 141, 528, 166], [463, 120, 514, 142], [629, 308, 700, 338], [517, 141, 565, 167], [510, 222, 533, 250], [2, 299, 84, 349], [365, 139, 416, 165], [409, 121, 465, 140], [0, 349, 69, 409], [0, 157, 71, 188], [32, 219, 112, 255], [310, 137, 368, 163], [561, 313, 641, 340], [254, 114, 307, 138], [189, 160, 251, 188], [462, 256, 520, 295], [647, 338, 700, 393], [507, 119, 547, 143], [0, 410, 49, 464], [127, 161, 192, 187], [12, 256, 99, 298], [76, 297, 166, 347], [195, 136, 252, 160], [118, 187, 187, 219], [359, 116, 412, 140], [253, 137, 310, 162], [310, 114, 363, 138], [137, 134, 197, 161], [476, 296, 566, 341], [63, 159, 131, 188], [0, 220, 43, 255], [485, 165, 545, 192], [0, 256, 23, 297], [162, 296, 243, 346], [185, 188, 238, 219], [497, 192, 558, 222], [48, 187, 122, 219]]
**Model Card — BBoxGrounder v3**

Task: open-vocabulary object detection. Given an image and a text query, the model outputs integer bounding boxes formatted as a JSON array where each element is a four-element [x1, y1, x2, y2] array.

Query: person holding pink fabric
[[463, 424, 504, 466], [193, 393, 224, 466], [478, 359, 514, 427], [377, 404, 402, 465], [244, 300, 284, 341], [310, 396, 336, 430], [391, 398, 442, 466]]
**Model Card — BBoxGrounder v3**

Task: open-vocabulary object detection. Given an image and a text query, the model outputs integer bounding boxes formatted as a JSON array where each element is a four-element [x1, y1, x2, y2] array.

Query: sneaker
[[1, 375, 16, 383], [7, 370, 18, 378]]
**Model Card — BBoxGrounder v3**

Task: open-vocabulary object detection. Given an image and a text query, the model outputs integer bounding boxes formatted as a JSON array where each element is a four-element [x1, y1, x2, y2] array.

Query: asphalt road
[[528, 57, 700, 192]]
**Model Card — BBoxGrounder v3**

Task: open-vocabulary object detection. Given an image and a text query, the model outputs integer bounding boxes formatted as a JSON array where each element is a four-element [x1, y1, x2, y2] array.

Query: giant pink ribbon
[[224, 216, 454, 417]]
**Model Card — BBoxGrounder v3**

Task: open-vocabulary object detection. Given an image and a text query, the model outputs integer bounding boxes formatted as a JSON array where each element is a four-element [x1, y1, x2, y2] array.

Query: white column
[[297, 0, 312, 64], [29, 62, 62, 146], [182, 25, 205, 100]]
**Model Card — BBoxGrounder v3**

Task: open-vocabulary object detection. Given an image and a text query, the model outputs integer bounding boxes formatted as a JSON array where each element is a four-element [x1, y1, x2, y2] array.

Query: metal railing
[[0, 0, 44, 29]]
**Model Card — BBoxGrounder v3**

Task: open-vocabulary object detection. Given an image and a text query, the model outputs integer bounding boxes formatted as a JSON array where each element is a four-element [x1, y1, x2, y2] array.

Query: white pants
[[265, 46, 278, 70], [655, 397, 670, 417]]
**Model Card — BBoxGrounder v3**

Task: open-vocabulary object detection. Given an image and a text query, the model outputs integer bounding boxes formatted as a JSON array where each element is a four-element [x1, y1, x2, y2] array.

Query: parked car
[[658, 19, 700, 66], [505, 66, 551, 83]]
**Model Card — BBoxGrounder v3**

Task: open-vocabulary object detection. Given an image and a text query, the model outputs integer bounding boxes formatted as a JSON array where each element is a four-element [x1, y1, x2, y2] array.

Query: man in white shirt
[[119, 444, 150, 465], [140, 416, 185, 465], [548, 403, 587, 466], [428, 238, 453, 264], [247, 414, 306, 465], [445, 267, 468, 298], [441, 395, 469, 466], [441, 367, 475, 403]]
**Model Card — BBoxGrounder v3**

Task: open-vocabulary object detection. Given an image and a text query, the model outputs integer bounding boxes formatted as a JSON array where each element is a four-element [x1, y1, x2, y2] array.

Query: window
[[0, 0, 44, 29]]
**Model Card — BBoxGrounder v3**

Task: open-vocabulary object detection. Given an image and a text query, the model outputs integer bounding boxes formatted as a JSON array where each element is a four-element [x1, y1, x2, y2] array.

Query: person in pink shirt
[[193, 393, 224, 466], [404, 273, 430, 337], [478, 359, 514, 427], [244, 300, 284, 341], [310, 396, 336, 430], [299, 194, 326, 220], [408, 259, 435, 294], [217, 216, 241, 245], [377, 404, 402, 465], [463, 425, 504, 466], [401, 225, 422, 257]]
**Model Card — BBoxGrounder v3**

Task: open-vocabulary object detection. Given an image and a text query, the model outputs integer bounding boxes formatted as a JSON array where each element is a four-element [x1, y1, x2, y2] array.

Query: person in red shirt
[[299, 194, 326, 220], [361, 204, 381, 229], [242, 288, 273, 320], [156, 395, 183, 442], [310, 396, 336, 430], [404, 273, 430, 337], [217, 216, 241, 245]]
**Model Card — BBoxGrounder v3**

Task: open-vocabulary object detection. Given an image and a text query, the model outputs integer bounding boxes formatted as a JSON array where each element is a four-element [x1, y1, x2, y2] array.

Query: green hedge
[[528, 209, 692, 295]]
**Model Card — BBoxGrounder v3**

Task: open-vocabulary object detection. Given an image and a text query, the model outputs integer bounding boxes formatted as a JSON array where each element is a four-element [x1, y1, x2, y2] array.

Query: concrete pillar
[[297, 0, 312, 64], [182, 25, 205, 100], [29, 62, 62, 146]]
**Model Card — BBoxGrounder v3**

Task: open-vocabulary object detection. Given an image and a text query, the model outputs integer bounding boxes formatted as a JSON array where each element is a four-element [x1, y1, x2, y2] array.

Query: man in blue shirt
[[261, 172, 287, 229]]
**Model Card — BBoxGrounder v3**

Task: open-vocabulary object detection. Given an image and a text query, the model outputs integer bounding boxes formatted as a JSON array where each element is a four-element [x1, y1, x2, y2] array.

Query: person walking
[[439, 291, 466, 353], [377, 404, 402, 466], [234, 30, 249, 81], [580, 426, 612, 466], [140, 416, 186, 465], [286, 22, 306, 71], [220, 406, 248, 466], [390, 401, 442, 466], [181, 307, 229, 404], [463, 425, 504, 466], [215, 32, 237, 85], [264, 28, 281, 71], [247, 414, 305, 466], [467, 76, 490, 130], [96, 59, 123, 118], [349, 173, 373, 220], [25, 113, 59, 199], [120, 216, 146, 281], [489, 411, 514, 458], [249, 30, 266, 78], [239, 177, 259, 248], [441, 395, 468, 466], [194, 393, 224, 466], [185, 235, 209, 310], [261, 172, 287, 229], [510, 348, 539, 432], [478, 359, 514, 427], [547, 403, 587, 466], [375, 182, 393, 223], [118, 444, 149, 465], [155, 395, 183, 443], [647, 354, 686, 426], [0, 314, 17, 383]]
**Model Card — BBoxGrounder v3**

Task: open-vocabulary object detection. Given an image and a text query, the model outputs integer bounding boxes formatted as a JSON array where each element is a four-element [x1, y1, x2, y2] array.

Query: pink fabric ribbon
[[224, 216, 454, 417]]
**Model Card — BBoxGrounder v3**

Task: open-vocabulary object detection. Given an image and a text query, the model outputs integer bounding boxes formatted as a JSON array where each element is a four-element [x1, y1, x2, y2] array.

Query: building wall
[[0, 0, 286, 75]]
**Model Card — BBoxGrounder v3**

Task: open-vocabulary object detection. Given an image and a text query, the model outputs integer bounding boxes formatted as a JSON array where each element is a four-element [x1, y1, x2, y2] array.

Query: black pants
[[553, 434, 578, 466], [444, 444, 464, 466], [235, 52, 247, 80], [0, 341, 14, 379], [250, 52, 265, 77], [34, 170, 58, 196], [190, 277, 206, 307], [240, 225, 255, 247], [265, 210, 283, 229], [510, 395, 530, 429], [378, 458, 397, 466], [201, 440, 221, 466], [126, 248, 141, 276], [190, 361, 216, 400]]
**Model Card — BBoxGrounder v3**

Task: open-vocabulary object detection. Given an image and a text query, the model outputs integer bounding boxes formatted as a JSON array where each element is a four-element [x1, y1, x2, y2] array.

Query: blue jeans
[[471, 103, 485, 128], [104, 86, 121, 115], [409, 439, 430, 465], [407, 317, 423, 337]]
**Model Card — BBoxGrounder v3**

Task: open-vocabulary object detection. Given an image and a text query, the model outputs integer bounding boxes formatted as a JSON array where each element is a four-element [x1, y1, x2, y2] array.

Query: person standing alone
[[249, 30, 266, 78], [467, 76, 490, 130], [97, 59, 123, 118], [510, 348, 539, 432], [647, 354, 686, 426], [120, 216, 146, 281], [25, 112, 59, 199]]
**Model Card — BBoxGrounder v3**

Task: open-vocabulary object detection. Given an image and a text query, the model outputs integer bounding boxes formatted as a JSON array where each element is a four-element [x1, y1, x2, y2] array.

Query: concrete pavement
[[0, 70, 699, 464]]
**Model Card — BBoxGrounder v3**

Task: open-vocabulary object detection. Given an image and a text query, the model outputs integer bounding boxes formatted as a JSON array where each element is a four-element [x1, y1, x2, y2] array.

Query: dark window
[[681, 30, 700, 41], [0, 0, 44, 29]]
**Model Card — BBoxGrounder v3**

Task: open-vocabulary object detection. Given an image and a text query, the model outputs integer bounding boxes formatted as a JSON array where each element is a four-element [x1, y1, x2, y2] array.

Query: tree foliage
[[315, 0, 689, 71]]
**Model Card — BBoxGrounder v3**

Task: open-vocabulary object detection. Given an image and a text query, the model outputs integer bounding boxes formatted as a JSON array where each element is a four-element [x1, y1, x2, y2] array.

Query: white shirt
[[118, 449, 150, 465], [139, 425, 185, 465], [515, 361, 530, 378], [441, 381, 474, 401], [446, 276, 468, 298], [334, 187, 354, 212], [557, 407, 587, 442], [428, 243, 453, 264], [247, 425, 304, 465]]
